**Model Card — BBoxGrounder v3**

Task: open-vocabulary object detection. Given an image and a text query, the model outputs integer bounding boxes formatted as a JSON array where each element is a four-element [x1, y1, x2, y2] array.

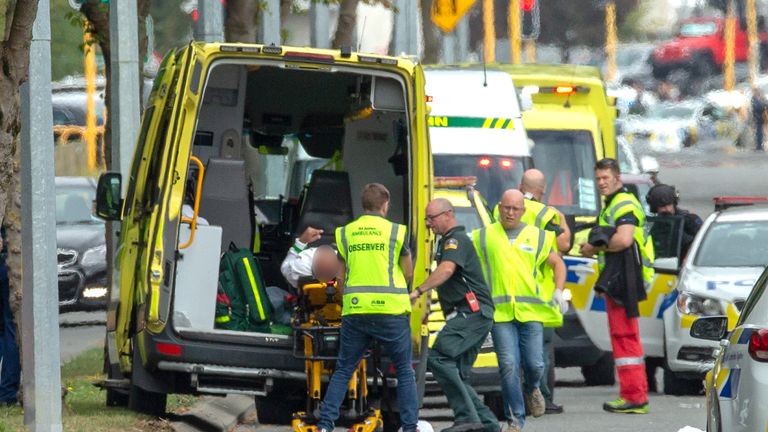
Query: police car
[[690, 264, 768, 432], [663, 201, 768, 395]]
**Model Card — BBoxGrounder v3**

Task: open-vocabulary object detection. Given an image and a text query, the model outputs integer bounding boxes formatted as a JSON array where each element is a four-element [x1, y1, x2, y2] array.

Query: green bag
[[215, 243, 273, 332]]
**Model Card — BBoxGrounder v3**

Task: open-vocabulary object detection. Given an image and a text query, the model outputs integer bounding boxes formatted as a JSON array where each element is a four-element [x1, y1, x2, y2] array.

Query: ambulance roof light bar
[[434, 176, 478, 189]]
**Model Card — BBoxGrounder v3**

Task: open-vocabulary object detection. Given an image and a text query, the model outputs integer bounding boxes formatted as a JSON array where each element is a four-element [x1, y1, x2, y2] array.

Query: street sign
[[431, 0, 477, 33]]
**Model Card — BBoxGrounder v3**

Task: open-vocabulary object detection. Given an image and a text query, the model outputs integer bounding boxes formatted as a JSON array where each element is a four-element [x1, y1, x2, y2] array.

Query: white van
[[424, 68, 533, 204]]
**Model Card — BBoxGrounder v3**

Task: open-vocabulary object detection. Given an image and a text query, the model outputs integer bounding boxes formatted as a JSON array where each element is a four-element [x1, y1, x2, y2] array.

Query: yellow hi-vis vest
[[521, 198, 563, 327], [598, 191, 655, 286], [472, 222, 560, 324], [520, 198, 560, 230], [336, 214, 410, 316]]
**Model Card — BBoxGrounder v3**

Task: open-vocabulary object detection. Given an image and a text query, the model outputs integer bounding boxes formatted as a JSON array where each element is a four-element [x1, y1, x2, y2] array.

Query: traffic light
[[520, 0, 540, 40]]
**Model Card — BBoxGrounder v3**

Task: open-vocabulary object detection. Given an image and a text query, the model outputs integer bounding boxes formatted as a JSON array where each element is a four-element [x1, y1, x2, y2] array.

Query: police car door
[[571, 215, 684, 357]]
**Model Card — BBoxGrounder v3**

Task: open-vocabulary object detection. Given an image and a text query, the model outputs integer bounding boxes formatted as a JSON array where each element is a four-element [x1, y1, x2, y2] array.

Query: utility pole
[[509, 0, 521, 64], [311, 1, 332, 49], [21, 0, 63, 428], [392, 0, 419, 56], [457, 14, 470, 62], [258, 0, 281, 46], [84, 26, 98, 169], [724, 0, 737, 90], [483, 0, 495, 62], [442, 30, 457, 63], [604, 0, 617, 83], [194, 0, 224, 42], [525, 40, 536, 63], [747, 0, 759, 85]]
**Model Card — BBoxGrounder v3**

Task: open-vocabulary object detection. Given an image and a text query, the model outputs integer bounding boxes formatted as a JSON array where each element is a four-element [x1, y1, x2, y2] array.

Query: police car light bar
[[713, 196, 768, 211], [434, 176, 478, 188]]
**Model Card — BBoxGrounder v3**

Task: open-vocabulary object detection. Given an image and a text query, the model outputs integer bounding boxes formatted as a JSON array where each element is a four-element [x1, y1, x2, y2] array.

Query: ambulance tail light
[[479, 157, 492, 168], [748, 328, 768, 362], [284, 51, 335, 63], [156, 342, 183, 357], [538, 85, 590, 95], [500, 159, 513, 169]]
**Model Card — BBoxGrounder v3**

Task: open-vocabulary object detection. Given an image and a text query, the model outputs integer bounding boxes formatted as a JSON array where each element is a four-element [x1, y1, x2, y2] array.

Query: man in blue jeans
[[316, 183, 417, 432], [0, 232, 20, 405], [473, 190, 566, 432]]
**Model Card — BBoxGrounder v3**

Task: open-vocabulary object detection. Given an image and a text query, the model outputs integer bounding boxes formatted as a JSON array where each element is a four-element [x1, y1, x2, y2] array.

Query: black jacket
[[590, 226, 647, 318]]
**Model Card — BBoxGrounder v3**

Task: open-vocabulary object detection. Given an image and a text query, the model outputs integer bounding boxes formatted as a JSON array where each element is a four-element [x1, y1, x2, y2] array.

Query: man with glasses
[[473, 190, 566, 432], [411, 198, 498, 432]]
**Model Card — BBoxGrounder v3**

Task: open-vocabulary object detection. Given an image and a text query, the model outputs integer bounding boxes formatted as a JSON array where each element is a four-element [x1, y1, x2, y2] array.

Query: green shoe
[[602, 398, 649, 414]]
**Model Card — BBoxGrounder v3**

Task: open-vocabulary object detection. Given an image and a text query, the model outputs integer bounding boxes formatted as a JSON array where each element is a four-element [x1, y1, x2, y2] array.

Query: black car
[[56, 177, 107, 311]]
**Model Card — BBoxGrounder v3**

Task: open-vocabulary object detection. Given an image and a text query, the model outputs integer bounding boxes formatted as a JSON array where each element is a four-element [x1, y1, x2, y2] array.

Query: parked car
[[622, 100, 743, 152], [651, 17, 768, 79], [692, 262, 768, 431], [663, 203, 768, 395], [604, 43, 655, 87], [56, 176, 107, 311]]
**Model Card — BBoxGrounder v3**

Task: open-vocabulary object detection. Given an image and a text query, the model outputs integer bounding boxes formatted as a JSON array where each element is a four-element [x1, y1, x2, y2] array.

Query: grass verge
[[0, 348, 197, 432]]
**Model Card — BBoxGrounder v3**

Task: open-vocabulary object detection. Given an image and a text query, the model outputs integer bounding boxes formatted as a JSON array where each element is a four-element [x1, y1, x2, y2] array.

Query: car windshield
[[433, 155, 526, 206], [56, 186, 101, 225], [679, 22, 717, 37], [646, 104, 696, 119], [694, 221, 768, 267], [741, 276, 768, 326], [529, 129, 599, 217], [454, 206, 484, 234]]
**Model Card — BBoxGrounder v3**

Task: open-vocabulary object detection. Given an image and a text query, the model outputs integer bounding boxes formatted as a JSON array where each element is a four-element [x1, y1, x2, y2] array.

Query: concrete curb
[[171, 394, 257, 432]]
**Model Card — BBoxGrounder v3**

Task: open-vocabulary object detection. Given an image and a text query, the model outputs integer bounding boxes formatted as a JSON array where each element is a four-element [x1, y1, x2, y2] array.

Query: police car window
[[738, 274, 767, 327], [528, 129, 599, 217], [694, 221, 768, 267]]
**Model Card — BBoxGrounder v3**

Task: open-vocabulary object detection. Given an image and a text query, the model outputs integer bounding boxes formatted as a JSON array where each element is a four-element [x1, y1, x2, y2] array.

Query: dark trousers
[[429, 312, 499, 432], [539, 327, 556, 403], [0, 261, 19, 403], [757, 120, 765, 151]]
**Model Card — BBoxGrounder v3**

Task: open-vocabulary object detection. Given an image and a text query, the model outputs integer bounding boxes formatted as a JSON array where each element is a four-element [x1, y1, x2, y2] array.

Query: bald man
[[519, 169, 571, 415], [519, 169, 571, 253], [280, 226, 344, 290], [473, 190, 566, 432], [411, 198, 498, 432]]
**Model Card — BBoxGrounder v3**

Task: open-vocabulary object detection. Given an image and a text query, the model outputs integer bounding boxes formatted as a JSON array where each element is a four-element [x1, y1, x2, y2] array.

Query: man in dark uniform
[[411, 198, 499, 432]]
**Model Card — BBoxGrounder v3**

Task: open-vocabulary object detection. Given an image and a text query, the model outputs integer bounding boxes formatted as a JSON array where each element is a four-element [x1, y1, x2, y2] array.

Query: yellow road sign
[[431, 0, 477, 33]]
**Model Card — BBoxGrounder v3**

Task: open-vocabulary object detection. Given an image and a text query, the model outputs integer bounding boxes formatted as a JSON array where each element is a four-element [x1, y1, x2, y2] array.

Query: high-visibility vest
[[598, 191, 655, 285], [336, 214, 410, 316], [472, 222, 560, 324], [520, 198, 560, 229]]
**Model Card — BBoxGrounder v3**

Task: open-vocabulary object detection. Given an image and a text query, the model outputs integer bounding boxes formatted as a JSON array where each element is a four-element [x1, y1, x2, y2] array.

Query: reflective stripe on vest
[[337, 216, 409, 315], [615, 356, 645, 367], [599, 193, 655, 283]]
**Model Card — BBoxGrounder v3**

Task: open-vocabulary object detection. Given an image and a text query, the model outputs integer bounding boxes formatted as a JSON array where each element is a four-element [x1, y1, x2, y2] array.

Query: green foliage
[[0, 348, 197, 431], [51, 0, 90, 80]]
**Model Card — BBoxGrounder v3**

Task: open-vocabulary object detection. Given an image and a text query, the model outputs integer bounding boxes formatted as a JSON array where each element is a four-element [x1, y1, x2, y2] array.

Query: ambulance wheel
[[255, 395, 294, 424], [581, 353, 616, 386], [484, 392, 505, 419], [663, 367, 703, 396], [103, 346, 128, 407], [381, 409, 401, 432], [128, 381, 167, 416]]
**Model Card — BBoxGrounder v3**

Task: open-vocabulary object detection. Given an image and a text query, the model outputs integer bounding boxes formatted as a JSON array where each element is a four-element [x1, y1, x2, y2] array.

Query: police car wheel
[[581, 353, 616, 386], [662, 367, 703, 396]]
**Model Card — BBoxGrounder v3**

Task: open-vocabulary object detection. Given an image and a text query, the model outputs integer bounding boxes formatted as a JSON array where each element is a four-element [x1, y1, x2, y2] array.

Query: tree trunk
[[332, 0, 358, 49], [225, 0, 257, 43], [420, 0, 440, 63], [0, 0, 42, 366]]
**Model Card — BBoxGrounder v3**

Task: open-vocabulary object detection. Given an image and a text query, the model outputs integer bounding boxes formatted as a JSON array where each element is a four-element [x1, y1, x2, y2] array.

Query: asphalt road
[[59, 311, 105, 362], [244, 368, 705, 432]]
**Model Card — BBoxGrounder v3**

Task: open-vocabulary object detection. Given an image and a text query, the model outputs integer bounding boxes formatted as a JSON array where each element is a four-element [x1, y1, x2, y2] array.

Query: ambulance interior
[[172, 61, 412, 336]]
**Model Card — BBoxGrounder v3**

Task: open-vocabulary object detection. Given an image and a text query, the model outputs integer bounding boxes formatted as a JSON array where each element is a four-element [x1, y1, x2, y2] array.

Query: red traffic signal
[[521, 0, 536, 12]]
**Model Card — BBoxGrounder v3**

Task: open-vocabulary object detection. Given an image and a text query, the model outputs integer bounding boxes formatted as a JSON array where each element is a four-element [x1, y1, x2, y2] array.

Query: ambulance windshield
[[529, 129, 600, 217], [433, 155, 526, 206]]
